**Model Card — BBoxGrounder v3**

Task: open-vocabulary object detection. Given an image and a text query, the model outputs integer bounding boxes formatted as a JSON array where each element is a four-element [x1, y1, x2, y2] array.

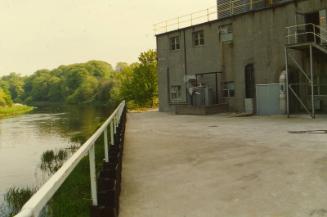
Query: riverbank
[[0, 104, 34, 118]]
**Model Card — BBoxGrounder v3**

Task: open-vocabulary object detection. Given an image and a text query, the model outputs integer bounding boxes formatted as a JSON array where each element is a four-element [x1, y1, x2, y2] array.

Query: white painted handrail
[[286, 23, 327, 45], [14, 101, 126, 217]]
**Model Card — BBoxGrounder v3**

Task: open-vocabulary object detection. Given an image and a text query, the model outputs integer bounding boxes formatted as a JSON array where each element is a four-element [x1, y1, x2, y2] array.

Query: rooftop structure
[[154, 0, 294, 35], [155, 0, 327, 118]]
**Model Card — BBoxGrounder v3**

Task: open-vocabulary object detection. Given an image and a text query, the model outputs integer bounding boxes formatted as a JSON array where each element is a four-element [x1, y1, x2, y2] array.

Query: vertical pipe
[[183, 29, 188, 104], [215, 73, 219, 103], [104, 127, 109, 162], [284, 47, 290, 118], [89, 145, 98, 206], [110, 122, 115, 146], [310, 45, 315, 119]]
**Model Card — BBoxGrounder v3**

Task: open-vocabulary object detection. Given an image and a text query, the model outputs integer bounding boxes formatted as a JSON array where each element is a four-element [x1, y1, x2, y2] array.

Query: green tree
[[0, 87, 13, 106], [0, 73, 25, 102], [116, 50, 158, 107]]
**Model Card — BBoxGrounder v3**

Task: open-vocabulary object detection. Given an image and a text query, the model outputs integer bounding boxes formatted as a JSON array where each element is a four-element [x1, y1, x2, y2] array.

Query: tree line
[[0, 50, 158, 108]]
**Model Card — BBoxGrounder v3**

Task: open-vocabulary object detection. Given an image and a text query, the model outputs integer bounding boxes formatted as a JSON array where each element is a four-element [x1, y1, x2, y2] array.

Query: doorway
[[245, 64, 255, 98], [305, 12, 320, 42], [244, 64, 256, 113]]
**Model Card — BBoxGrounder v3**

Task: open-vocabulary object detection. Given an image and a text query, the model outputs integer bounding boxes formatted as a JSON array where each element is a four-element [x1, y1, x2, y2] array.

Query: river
[[0, 105, 113, 205]]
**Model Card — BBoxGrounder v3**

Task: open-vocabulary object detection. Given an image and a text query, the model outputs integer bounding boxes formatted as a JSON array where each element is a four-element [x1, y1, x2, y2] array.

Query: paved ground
[[120, 112, 327, 217]]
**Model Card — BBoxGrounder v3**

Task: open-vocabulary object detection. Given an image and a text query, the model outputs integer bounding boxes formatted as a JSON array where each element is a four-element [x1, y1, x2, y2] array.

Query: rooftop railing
[[14, 101, 126, 217], [154, 0, 289, 35]]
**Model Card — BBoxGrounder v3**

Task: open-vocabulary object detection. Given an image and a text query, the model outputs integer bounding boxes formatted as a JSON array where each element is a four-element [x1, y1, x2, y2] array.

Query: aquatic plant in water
[[0, 187, 36, 217], [40, 149, 68, 174]]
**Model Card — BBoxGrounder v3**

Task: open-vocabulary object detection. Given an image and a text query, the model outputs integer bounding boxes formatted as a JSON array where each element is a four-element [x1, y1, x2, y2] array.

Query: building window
[[193, 30, 204, 46], [170, 85, 182, 100], [223, 81, 235, 97], [219, 24, 233, 43], [170, 36, 180, 50]]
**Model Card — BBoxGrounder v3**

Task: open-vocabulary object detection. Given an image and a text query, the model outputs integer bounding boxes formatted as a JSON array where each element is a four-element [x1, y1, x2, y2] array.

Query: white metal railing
[[154, 0, 270, 35], [286, 23, 327, 45], [14, 101, 126, 217]]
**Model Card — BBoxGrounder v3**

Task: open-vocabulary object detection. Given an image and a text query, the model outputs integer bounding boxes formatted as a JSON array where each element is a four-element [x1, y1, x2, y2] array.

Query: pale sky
[[0, 0, 215, 75]]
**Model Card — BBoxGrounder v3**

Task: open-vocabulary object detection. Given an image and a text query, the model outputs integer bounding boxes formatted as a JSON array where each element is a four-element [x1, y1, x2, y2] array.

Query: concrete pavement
[[120, 112, 327, 217]]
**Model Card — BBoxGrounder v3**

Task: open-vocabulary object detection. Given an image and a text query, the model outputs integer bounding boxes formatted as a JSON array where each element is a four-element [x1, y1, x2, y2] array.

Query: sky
[[0, 0, 215, 75]]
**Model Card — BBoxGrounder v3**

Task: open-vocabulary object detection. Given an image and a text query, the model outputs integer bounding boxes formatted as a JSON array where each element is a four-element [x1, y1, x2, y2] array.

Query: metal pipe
[[89, 145, 98, 206], [284, 47, 290, 118], [310, 45, 315, 118]]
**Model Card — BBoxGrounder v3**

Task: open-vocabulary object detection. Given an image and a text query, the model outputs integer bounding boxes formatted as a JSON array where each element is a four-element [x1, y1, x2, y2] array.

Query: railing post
[[114, 115, 117, 134], [110, 122, 115, 146], [207, 8, 210, 22], [165, 21, 168, 32], [177, 17, 180, 29], [313, 25, 317, 43], [89, 144, 98, 206], [250, 0, 253, 10], [230, 0, 233, 16], [104, 127, 109, 162]]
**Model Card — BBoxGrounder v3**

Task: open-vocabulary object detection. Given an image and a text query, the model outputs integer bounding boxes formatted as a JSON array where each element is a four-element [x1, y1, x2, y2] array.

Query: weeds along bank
[[0, 104, 34, 118], [0, 126, 106, 217]]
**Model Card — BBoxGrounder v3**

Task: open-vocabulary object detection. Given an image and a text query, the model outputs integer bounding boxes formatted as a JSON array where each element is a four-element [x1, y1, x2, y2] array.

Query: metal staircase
[[285, 23, 327, 118]]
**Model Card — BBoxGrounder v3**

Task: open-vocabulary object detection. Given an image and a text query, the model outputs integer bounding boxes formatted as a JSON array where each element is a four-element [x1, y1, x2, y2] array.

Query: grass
[[47, 130, 107, 217], [0, 104, 34, 118]]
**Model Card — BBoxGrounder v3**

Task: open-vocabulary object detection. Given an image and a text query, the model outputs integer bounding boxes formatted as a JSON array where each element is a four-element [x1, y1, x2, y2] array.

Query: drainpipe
[[183, 29, 189, 104]]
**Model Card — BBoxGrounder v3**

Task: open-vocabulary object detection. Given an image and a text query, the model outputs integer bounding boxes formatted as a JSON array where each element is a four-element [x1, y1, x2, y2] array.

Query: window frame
[[169, 36, 180, 51], [223, 81, 235, 98], [219, 24, 233, 43], [192, 30, 205, 46], [170, 85, 182, 101]]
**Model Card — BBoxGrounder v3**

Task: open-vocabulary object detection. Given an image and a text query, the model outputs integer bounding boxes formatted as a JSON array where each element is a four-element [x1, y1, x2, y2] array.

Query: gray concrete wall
[[157, 0, 327, 113]]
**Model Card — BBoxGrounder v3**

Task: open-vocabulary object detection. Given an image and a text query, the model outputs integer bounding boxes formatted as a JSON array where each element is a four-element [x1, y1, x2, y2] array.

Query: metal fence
[[14, 101, 126, 217], [154, 0, 269, 35], [285, 23, 327, 45]]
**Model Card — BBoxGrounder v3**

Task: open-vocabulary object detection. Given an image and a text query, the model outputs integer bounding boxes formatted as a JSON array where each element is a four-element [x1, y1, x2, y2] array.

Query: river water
[[0, 105, 113, 205]]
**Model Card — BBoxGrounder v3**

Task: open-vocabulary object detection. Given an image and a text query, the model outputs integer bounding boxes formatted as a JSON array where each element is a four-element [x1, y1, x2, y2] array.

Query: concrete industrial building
[[155, 0, 327, 117]]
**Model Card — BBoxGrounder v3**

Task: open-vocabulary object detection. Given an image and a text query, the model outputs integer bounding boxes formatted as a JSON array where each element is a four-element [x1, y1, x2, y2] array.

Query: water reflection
[[0, 105, 113, 205]]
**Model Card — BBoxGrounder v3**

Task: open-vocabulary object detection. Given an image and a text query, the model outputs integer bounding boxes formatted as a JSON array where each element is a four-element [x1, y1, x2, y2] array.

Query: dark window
[[171, 85, 182, 100], [245, 64, 255, 98], [170, 36, 180, 50], [193, 30, 204, 46], [223, 81, 235, 97]]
